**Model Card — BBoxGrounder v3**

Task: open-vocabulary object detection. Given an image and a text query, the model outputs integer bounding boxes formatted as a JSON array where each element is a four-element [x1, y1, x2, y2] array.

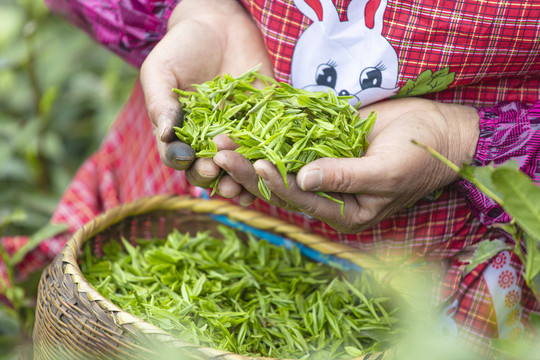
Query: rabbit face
[[291, 0, 399, 107]]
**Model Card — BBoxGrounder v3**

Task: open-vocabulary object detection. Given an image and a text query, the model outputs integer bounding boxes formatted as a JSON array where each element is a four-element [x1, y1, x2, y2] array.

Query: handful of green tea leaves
[[82, 227, 399, 359], [174, 69, 376, 214]]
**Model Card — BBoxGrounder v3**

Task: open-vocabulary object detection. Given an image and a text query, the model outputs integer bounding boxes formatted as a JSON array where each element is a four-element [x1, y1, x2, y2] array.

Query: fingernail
[[213, 153, 224, 167], [159, 126, 167, 142], [299, 168, 322, 191], [253, 163, 268, 180], [239, 197, 254, 207], [165, 142, 195, 169], [158, 115, 171, 142], [171, 157, 192, 168]]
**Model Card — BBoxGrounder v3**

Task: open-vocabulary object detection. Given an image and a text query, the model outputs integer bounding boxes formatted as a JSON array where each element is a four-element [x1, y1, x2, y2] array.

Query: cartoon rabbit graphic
[[291, 0, 399, 107]]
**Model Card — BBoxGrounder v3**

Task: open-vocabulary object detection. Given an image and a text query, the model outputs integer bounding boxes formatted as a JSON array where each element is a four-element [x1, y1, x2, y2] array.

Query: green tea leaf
[[81, 226, 398, 358], [173, 68, 376, 217], [258, 176, 272, 200], [145, 249, 183, 265]]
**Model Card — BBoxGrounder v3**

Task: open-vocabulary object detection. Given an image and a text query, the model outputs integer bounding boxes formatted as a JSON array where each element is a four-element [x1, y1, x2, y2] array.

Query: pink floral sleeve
[[44, 0, 182, 67], [457, 101, 540, 225]]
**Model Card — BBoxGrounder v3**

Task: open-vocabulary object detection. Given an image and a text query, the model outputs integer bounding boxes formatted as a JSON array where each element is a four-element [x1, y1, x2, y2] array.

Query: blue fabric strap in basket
[[206, 211, 363, 273], [200, 190, 363, 272]]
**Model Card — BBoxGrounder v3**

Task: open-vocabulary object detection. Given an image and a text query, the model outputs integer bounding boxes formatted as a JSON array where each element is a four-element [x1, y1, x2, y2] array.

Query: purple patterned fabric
[[457, 101, 540, 224], [44, 0, 181, 67]]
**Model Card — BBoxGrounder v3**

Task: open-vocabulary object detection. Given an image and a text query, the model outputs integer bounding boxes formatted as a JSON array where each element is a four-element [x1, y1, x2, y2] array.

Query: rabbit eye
[[316, 64, 337, 89], [359, 67, 382, 90]]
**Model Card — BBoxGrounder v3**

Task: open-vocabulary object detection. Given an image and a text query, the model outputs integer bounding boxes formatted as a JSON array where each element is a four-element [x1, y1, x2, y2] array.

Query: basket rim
[[57, 194, 391, 360]]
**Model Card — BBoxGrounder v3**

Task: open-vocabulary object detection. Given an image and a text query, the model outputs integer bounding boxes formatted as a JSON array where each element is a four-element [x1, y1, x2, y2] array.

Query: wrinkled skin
[[140, 0, 273, 172], [141, 0, 480, 233]]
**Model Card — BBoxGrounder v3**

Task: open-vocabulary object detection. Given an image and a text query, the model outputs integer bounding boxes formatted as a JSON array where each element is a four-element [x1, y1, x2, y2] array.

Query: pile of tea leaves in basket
[[81, 226, 400, 359], [173, 69, 376, 215]]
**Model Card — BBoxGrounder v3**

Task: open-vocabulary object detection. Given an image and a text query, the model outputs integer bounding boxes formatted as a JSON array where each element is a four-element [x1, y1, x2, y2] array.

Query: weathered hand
[[140, 0, 273, 171], [213, 97, 480, 233]]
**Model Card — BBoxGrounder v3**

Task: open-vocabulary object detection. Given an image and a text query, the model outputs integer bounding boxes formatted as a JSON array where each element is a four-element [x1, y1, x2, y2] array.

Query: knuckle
[[332, 219, 363, 234], [338, 212, 369, 233], [185, 167, 213, 188], [328, 166, 353, 193], [350, 208, 378, 230], [381, 162, 402, 188], [275, 198, 292, 210], [299, 200, 319, 218]]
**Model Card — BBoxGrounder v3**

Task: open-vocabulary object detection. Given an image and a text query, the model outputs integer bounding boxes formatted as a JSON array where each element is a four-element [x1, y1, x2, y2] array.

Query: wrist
[[168, 1, 187, 30], [435, 102, 480, 167]]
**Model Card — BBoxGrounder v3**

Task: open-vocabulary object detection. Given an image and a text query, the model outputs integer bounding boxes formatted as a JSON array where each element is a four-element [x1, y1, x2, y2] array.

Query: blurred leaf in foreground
[[464, 239, 512, 275], [414, 141, 540, 296]]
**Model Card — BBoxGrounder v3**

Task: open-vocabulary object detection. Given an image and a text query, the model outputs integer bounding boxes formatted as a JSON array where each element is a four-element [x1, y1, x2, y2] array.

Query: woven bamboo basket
[[33, 195, 406, 360]]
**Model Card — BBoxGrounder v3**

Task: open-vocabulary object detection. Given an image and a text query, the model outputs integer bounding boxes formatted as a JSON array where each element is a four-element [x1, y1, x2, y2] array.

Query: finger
[[253, 160, 343, 220], [215, 174, 242, 198], [238, 189, 256, 207], [158, 141, 196, 170], [296, 156, 396, 194], [185, 158, 222, 188], [141, 33, 189, 171], [257, 159, 403, 232], [348, 193, 394, 232], [214, 151, 293, 210], [255, 160, 397, 232], [141, 20, 222, 141], [140, 47, 184, 144], [213, 134, 239, 151], [213, 150, 256, 183]]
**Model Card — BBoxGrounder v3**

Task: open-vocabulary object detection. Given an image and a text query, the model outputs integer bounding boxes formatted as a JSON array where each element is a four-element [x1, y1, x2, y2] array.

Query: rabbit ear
[[293, 0, 339, 23], [346, 0, 388, 33]]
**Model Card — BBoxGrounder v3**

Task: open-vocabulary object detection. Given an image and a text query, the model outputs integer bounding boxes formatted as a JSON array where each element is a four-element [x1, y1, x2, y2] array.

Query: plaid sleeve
[[457, 101, 540, 225], [44, 0, 182, 67]]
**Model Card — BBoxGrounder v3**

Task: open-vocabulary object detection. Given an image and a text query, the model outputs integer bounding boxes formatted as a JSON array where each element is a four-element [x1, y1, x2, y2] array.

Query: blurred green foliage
[[0, 0, 137, 237], [1, 0, 136, 357]]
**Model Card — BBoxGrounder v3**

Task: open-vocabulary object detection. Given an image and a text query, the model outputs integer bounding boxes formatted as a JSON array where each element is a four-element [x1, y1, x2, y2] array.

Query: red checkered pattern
[[240, 0, 540, 105], [3, 0, 539, 355], [43, 0, 540, 105]]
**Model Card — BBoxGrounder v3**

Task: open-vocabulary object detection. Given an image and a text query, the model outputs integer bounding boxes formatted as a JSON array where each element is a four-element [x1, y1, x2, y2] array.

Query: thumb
[[141, 52, 195, 170], [140, 47, 183, 143], [296, 156, 392, 194], [141, 19, 223, 143]]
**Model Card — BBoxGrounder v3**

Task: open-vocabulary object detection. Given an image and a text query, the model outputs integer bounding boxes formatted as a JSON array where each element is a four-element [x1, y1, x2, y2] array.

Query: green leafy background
[[0, 0, 136, 358], [0, 0, 137, 237]]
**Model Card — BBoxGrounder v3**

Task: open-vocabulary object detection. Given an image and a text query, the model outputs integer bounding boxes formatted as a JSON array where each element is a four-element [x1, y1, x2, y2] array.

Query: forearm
[[456, 101, 540, 224], [44, 0, 182, 67]]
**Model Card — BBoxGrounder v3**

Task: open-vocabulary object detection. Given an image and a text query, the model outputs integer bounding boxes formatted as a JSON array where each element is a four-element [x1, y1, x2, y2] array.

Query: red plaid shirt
[[5, 0, 540, 355]]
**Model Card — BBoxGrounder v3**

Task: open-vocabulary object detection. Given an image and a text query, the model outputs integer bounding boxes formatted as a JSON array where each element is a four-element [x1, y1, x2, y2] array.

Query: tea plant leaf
[[523, 233, 540, 289], [464, 239, 512, 274], [393, 67, 455, 98], [415, 142, 540, 292], [492, 167, 540, 240]]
